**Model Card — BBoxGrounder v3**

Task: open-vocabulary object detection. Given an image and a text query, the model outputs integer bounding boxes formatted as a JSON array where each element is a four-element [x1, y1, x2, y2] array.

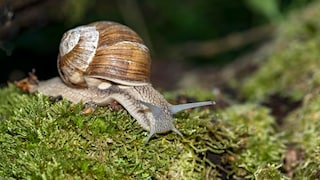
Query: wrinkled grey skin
[[31, 77, 214, 142]]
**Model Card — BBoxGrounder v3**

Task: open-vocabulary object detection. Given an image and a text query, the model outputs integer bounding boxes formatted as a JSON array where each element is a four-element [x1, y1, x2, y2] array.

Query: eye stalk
[[141, 100, 215, 142], [169, 101, 215, 114]]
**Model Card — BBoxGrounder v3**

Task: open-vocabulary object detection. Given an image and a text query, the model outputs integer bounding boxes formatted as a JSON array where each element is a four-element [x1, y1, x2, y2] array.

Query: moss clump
[[217, 104, 285, 179], [0, 85, 217, 179], [282, 91, 320, 179], [241, 0, 320, 102], [0, 84, 289, 179], [236, 1, 320, 179], [241, 36, 320, 102]]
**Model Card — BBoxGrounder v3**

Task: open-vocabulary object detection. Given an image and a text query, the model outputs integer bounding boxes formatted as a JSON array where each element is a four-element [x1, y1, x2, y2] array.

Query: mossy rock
[[0, 85, 286, 179], [238, 1, 320, 179]]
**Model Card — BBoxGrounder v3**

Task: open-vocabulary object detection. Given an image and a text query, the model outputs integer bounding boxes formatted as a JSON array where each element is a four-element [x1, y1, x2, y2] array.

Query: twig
[[0, 0, 63, 40], [167, 24, 276, 59]]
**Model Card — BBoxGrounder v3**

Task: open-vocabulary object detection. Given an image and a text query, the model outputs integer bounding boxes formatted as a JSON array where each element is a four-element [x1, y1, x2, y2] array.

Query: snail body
[[31, 21, 214, 142]]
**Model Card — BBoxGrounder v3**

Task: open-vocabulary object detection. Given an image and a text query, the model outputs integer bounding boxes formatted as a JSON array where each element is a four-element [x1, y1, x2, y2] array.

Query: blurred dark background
[[0, 0, 315, 89]]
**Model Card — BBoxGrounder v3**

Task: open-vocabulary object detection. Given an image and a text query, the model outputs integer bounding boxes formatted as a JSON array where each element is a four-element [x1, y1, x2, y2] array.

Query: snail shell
[[58, 21, 151, 88]]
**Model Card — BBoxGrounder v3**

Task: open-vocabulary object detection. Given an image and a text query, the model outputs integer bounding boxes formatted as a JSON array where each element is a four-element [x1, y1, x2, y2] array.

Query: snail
[[27, 21, 214, 142]]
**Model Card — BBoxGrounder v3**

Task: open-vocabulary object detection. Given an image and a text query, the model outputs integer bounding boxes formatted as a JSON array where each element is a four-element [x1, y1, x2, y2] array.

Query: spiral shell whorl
[[58, 26, 99, 87], [58, 21, 151, 88]]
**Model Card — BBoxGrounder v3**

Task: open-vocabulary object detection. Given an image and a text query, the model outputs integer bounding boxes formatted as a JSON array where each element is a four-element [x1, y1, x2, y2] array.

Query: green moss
[[217, 104, 286, 179], [241, 36, 320, 102], [236, 2, 320, 178], [0, 85, 221, 179], [241, 1, 320, 102], [237, 3, 320, 177], [282, 93, 320, 178], [254, 164, 285, 180], [0, 84, 290, 179], [0, 85, 175, 179]]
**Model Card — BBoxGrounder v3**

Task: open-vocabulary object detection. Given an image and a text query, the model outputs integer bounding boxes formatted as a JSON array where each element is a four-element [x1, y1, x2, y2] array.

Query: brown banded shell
[[57, 21, 151, 88]]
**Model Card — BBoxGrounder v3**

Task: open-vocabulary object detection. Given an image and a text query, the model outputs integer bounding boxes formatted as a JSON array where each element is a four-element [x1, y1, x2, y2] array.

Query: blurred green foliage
[[241, 0, 320, 102], [0, 0, 316, 84], [245, 0, 281, 20]]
